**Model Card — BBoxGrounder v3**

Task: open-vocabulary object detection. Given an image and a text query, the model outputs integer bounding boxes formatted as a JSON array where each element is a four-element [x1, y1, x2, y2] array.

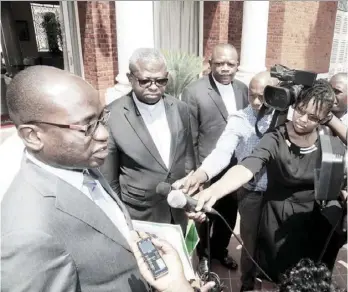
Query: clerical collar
[[132, 92, 163, 113]]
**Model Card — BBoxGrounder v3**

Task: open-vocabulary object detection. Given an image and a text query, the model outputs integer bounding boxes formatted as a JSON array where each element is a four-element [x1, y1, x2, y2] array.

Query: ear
[[126, 73, 132, 83], [208, 59, 212, 67], [17, 124, 44, 152]]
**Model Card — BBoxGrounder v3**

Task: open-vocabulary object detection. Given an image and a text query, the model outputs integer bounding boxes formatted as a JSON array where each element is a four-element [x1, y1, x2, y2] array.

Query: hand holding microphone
[[156, 182, 218, 223], [172, 169, 208, 196]]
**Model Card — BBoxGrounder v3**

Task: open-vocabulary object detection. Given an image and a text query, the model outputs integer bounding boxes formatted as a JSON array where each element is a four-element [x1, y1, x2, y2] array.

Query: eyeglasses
[[130, 72, 168, 88], [294, 107, 322, 123], [24, 109, 110, 137]]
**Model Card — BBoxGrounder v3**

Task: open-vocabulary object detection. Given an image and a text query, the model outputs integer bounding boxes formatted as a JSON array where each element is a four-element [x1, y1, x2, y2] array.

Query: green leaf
[[162, 50, 204, 98]]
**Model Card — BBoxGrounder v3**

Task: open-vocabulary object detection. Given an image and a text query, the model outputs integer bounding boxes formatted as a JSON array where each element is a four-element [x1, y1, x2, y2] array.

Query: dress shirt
[[133, 93, 171, 168], [25, 151, 131, 240], [212, 75, 237, 115], [201, 105, 273, 192], [340, 112, 347, 124]]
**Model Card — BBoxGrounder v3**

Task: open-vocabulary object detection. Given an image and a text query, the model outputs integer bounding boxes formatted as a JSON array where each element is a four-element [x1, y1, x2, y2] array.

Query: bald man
[[182, 71, 277, 291], [181, 43, 248, 274], [1, 66, 149, 291], [330, 73, 347, 123]]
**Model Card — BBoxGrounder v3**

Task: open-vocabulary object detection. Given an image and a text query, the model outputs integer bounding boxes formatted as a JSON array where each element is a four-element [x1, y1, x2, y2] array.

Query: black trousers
[[197, 191, 238, 259], [237, 187, 264, 289]]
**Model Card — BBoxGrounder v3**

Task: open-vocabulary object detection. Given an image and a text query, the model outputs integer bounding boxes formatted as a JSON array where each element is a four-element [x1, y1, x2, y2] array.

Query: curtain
[[154, 1, 200, 55]]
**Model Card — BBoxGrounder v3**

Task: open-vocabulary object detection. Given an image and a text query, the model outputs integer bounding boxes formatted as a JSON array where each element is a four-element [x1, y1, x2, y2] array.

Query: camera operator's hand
[[182, 169, 208, 196], [320, 111, 334, 125], [129, 231, 193, 292]]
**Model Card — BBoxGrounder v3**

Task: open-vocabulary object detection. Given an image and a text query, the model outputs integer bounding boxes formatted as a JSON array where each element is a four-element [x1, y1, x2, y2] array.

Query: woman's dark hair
[[294, 79, 335, 115], [279, 258, 341, 292]]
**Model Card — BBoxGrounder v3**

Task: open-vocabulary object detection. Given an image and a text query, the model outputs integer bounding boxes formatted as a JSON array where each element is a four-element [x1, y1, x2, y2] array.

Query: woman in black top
[[194, 80, 347, 282]]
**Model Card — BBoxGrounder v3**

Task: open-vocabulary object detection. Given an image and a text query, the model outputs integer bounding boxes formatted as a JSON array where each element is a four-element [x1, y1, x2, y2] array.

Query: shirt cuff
[[200, 161, 220, 181]]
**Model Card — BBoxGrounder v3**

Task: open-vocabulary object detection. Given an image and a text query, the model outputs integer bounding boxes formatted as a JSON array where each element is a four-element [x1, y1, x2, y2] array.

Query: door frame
[[60, 1, 84, 78]]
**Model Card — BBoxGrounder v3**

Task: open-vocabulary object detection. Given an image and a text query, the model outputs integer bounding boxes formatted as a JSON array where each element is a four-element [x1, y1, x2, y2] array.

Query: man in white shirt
[[181, 44, 248, 273], [101, 48, 195, 233], [182, 71, 277, 291], [1, 66, 149, 291]]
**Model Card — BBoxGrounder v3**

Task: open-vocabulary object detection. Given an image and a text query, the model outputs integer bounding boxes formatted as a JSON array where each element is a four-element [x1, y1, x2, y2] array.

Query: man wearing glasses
[[101, 48, 195, 233], [1, 66, 150, 291], [181, 44, 248, 274]]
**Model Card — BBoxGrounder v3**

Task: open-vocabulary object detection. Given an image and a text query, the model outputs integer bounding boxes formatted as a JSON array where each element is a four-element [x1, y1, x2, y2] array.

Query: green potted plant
[[41, 12, 63, 55], [162, 51, 204, 99]]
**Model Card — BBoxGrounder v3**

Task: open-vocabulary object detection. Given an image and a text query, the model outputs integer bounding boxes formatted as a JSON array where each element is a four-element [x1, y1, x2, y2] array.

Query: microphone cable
[[212, 209, 275, 284]]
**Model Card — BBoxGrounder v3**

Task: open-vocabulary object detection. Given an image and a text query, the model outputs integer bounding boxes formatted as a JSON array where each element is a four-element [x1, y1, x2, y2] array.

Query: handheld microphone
[[156, 183, 275, 284], [156, 182, 217, 214]]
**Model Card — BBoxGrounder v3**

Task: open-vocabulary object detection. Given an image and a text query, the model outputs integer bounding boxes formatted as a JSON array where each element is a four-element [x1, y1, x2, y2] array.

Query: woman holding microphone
[[188, 79, 347, 282]]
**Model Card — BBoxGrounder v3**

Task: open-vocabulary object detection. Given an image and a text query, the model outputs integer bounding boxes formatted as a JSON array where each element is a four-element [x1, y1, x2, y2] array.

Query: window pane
[[30, 3, 62, 53]]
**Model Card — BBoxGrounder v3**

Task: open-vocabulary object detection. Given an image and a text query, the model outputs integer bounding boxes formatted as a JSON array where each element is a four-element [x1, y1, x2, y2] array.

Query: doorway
[[0, 1, 83, 127]]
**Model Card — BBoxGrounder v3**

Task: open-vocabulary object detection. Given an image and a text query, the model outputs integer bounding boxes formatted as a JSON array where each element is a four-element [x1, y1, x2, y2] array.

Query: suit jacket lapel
[[163, 96, 178, 171], [232, 81, 244, 110], [123, 92, 167, 171], [55, 181, 131, 252], [207, 74, 228, 121], [22, 158, 131, 252]]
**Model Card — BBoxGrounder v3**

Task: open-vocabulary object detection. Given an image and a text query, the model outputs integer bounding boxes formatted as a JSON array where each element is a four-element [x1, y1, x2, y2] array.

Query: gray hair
[[129, 48, 167, 73]]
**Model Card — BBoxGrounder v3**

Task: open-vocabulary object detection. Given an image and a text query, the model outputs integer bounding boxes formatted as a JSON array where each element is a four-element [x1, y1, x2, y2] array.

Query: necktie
[[82, 170, 131, 240], [83, 171, 105, 202]]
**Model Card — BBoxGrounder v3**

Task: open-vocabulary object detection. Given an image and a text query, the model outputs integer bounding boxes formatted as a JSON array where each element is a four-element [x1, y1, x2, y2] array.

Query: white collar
[[132, 92, 164, 113], [212, 74, 232, 87], [26, 151, 84, 191]]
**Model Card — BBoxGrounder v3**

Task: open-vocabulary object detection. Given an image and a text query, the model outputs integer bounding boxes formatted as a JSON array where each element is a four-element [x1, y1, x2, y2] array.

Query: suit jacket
[[101, 92, 195, 232], [1, 157, 149, 292], [181, 74, 248, 170]]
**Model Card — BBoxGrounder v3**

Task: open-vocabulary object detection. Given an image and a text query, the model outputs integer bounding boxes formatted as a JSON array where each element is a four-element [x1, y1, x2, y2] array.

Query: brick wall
[[228, 1, 243, 57], [203, 1, 243, 71], [77, 1, 118, 103], [266, 1, 337, 73], [203, 1, 230, 61]]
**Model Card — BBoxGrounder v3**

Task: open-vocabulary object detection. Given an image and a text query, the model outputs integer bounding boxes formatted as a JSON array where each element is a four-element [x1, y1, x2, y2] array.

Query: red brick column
[[228, 1, 243, 57], [266, 1, 337, 73], [77, 2, 118, 104], [203, 1, 230, 61]]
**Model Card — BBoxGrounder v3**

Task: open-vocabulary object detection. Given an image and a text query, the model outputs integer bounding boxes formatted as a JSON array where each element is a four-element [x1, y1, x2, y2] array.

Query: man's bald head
[[211, 44, 238, 61], [210, 43, 239, 85], [250, 71, 278, 88], [6, 66, 97, 126], [329, 72, 347, 116], [330, 72, 347, 83], [248, 71, 278, 111], [7, 66, 108, 170]]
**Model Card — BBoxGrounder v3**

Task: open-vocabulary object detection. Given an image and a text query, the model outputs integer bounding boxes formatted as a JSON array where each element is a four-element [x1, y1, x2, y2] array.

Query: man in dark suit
[[1, 66, 152, 291], [181, 44, 248, 273], [101, 48, 195, 233]]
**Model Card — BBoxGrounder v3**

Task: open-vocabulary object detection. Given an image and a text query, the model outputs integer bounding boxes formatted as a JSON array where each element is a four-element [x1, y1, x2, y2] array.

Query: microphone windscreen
[[167, 190, 187, 209], [156, 182, 172, 197]]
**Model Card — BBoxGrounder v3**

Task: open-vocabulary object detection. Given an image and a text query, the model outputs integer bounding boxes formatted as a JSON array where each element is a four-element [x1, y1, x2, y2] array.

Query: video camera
[[263, 64, 318, 112], [255, 64, 318, 138]]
